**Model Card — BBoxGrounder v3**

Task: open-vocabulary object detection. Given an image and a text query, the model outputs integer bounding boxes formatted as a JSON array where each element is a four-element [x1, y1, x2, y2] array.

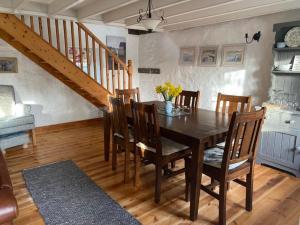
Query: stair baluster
[[9, 14, 133, 98]]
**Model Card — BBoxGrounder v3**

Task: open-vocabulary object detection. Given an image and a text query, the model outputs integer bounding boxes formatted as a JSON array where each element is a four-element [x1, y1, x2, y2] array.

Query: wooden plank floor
[[4, 123, 300, 225]]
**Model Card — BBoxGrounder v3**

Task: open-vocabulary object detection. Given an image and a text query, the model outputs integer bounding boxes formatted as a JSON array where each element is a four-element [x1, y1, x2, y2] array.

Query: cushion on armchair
[[0, 85, 35, 136], [0, 115, 34, 136], [0, 85, 35, 151]]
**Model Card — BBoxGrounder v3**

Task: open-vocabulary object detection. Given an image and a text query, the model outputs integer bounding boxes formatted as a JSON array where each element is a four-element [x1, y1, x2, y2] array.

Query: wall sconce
[[245, 31, 261, 44]]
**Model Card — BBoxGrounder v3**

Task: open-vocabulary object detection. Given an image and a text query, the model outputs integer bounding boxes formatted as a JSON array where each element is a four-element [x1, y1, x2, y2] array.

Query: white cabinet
[[257, 110, 300, 177]]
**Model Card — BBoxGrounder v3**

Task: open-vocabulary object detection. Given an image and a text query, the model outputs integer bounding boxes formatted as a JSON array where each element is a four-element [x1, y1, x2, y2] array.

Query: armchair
[[0, 85, 36, 151]]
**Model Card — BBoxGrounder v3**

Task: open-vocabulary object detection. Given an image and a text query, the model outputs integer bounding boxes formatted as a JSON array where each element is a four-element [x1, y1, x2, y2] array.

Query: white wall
[[0, 22, 139, 127], [138, 9, 300, 110], [0, 39, 100, 127]]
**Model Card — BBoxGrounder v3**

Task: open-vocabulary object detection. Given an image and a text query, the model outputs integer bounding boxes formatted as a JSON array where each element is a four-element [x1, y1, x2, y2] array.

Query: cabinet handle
[[285, 120, 295, 124]]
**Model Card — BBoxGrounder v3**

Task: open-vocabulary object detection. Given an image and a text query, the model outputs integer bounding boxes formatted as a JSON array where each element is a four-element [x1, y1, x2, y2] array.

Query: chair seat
[[216, 141, 225, 149], [136, 137, 189, 156], [204, 147, 247, 170], [0, 115, 35, 136], [0, 115, 34, 128], [113, 128, 134, 142]]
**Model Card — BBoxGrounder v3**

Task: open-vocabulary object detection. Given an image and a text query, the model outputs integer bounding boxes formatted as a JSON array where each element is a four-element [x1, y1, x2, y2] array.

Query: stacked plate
[[285, 27, 300, 47]]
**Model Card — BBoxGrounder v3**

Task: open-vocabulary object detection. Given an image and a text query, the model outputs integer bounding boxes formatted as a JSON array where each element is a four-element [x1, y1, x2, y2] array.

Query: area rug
[[23, 160, 141, 225]]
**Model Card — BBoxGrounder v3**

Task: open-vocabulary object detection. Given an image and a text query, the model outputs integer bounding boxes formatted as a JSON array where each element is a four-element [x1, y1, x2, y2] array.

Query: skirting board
[[36, 118, 102, 135]]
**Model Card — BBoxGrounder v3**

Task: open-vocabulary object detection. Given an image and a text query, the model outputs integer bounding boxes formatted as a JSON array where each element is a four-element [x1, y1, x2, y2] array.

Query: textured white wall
[[138, 9, 300, 110], [0, 40, 100, 127], [0, 22, 139, 127]]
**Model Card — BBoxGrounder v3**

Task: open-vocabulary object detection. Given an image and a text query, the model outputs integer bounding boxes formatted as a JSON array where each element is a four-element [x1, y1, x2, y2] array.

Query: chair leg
[[171, 161, 176, 168], [155, 164, 162, 203], [219, 182, 227, 225], [246, 172, 253, 211], [134, 147, 141, 188], [124, 144, 131, 184], [112, 142, 117, 171], [210, 178, 217, 191], [30, 129, 37, 146], [184, 157, 190, 202], [227, 181, 230, 191]]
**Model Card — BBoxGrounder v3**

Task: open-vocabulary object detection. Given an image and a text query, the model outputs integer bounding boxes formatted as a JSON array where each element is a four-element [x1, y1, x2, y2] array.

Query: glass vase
[[165, 101, 173, 115]]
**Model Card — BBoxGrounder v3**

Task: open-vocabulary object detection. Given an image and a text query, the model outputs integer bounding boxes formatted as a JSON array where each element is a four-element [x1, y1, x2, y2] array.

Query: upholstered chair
[[0, 85, 36, 152]]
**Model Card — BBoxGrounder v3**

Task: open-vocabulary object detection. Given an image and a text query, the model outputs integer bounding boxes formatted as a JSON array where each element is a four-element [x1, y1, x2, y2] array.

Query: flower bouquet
[[155, 82, 182, 115]]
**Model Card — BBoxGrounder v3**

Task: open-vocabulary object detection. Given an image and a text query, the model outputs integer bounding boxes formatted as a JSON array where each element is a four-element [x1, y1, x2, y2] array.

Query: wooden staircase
[[0, 13, 133, 107]]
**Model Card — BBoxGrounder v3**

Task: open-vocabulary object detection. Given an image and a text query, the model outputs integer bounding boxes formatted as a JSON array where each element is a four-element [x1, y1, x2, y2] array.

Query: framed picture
[[222, 44, 246, 66], [198, 46, 218, 66], [106, 35, 126, 70], [0, 57, 18, 73], [179, 47, 196, 65]]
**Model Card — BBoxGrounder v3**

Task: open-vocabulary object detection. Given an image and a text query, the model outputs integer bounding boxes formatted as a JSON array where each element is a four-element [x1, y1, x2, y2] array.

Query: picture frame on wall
[[179, 47, 196, 65], [221, 44, 246, 66], [198, 46, 218, 66], [0, 57, 18, 73], [106, 35, 126, 70]]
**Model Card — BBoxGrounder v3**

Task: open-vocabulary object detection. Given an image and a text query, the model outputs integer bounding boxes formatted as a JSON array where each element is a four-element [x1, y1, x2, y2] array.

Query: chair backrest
[[116, 88, 140, 104], [109, 97, 130, 141], [216, 93, 252, 114], [222, 107, 266, 171], [0, 85, 16, 118], [131, 101, 162, 156], [175, 90, 200, 109]]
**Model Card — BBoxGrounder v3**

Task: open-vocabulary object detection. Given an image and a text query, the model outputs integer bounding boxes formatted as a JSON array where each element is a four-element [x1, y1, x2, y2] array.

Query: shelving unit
[[258, 20, 300, 178], [273, 47, 300, 52], [272, 70, 300, 75]]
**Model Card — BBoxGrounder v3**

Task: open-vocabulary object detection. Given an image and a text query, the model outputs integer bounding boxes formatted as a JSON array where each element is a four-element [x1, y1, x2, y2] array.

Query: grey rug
[[23, 160, 141, 225]]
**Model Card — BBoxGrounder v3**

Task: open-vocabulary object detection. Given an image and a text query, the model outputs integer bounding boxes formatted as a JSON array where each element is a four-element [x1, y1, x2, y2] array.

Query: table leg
[[103, 110, 111, 162], [190, 142, 205, 221]]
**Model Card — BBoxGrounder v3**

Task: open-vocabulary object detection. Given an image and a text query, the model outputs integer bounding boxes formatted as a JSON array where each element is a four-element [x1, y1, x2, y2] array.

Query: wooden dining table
[[103, 101, 230, 221]]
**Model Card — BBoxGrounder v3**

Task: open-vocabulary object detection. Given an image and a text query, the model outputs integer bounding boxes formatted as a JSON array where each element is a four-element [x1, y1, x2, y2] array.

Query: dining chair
[[131, 100, 192, 203], [185, 107, 266, 225], [216, 92, 252, 114], [170, 90, 200, 169], [115, 88, 140, 104], [109, 96, 134, 183], [175, 90, 200, 109], [215, 93, 252, 149]]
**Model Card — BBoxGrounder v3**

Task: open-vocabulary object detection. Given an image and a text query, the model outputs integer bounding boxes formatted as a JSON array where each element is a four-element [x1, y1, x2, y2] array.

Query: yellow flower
[[155, 85, 163, 93], [155, 82, 182, 101]]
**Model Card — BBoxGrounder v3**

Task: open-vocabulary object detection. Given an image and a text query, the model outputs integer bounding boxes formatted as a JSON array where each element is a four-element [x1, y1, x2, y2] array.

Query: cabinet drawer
[[281, 113, 300, 130], [264, 111, 300, 130]]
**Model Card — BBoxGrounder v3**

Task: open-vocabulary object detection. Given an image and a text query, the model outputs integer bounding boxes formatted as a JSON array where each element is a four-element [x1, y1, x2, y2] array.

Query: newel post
[[127, 59, 133, 89]]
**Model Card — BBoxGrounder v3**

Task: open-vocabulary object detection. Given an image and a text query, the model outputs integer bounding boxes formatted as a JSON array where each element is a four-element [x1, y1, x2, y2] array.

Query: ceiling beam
[[77, 0, 138, 20], [163, 0, 300, 31], [12, 0, 26, 10], [161, 0, 285, 27], [48, 0, 83, 16], [102, 0, 192, 23], [125, 0, 235, 26]]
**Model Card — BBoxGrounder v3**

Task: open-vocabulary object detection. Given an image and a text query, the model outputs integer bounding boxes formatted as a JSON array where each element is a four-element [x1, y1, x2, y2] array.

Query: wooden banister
[[76, 22, 127, 69], [16, 14, 133, 94]]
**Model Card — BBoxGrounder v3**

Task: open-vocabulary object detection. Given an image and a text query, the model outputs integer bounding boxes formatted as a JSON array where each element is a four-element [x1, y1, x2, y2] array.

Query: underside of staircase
[[0, 13, 132, 107]]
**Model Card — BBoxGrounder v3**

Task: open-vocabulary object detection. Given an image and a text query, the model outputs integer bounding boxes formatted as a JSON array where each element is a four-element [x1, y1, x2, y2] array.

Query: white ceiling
[[0, 0, 300, 31]]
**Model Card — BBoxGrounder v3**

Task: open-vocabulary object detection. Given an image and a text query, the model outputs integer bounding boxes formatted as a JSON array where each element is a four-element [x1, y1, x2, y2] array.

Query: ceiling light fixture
[[137, 0, 166, 32]]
